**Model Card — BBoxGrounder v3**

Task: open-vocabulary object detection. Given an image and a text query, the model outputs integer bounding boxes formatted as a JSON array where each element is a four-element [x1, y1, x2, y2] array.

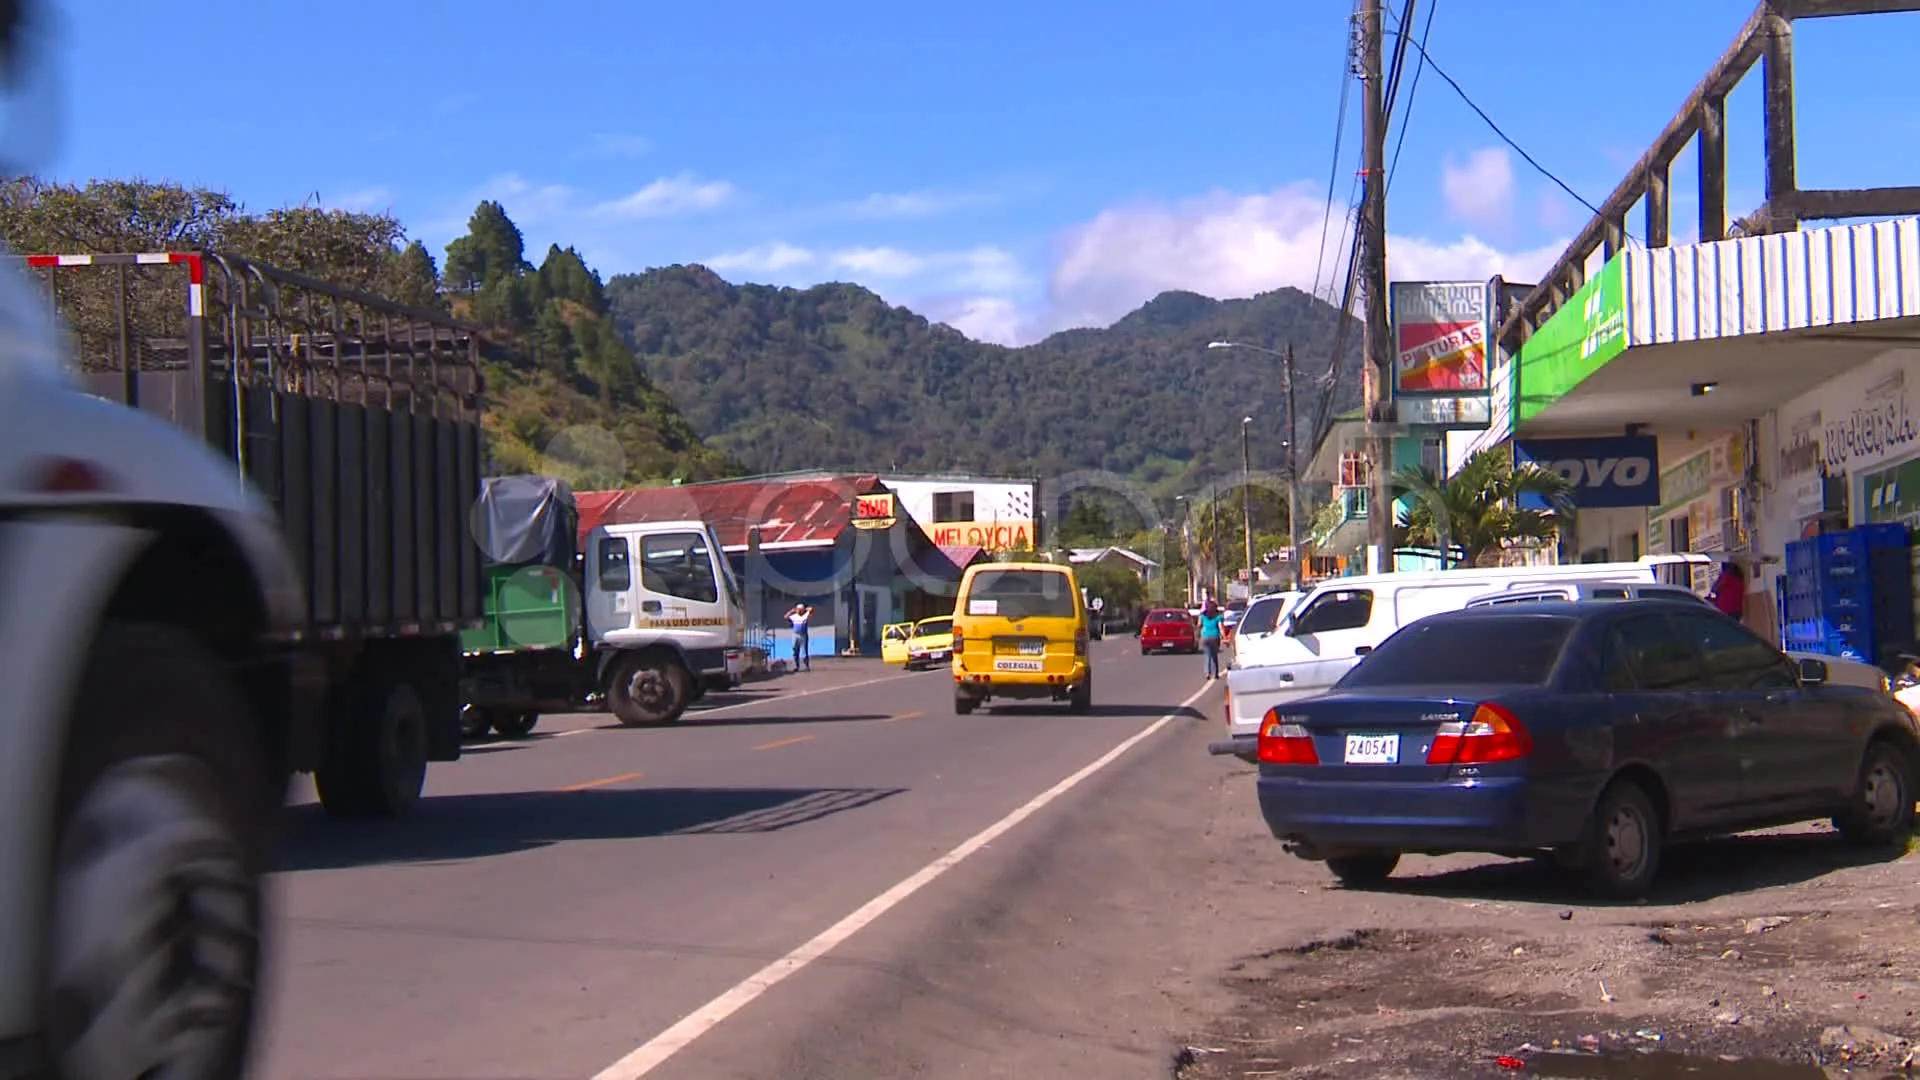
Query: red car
[[1139, 608, 1200, 655]]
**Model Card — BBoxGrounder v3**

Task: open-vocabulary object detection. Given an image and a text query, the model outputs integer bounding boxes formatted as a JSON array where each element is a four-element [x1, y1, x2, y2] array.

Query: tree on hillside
[[444, 200, 528, 289], [1056, 496, 1115, 547], [1392, 448, 1576, 568]]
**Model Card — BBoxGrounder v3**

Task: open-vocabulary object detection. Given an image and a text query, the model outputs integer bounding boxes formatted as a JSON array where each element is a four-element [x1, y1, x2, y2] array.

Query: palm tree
[[1392, 448, 1576, 569]]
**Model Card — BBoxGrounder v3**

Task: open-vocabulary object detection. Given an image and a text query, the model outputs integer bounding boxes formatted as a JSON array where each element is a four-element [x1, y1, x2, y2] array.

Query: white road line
[[586, 680, 1214, 1080]]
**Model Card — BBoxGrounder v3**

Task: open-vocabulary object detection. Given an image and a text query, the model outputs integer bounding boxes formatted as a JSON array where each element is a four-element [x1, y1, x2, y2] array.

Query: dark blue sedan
[[1255, 599, 1920, 899]]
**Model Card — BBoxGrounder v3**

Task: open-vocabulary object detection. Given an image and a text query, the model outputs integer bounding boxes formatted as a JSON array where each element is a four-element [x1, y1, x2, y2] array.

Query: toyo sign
[[1515, 434, 1661, 508]]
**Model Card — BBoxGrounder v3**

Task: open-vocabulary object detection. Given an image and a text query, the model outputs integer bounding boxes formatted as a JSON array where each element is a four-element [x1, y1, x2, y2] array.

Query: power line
[[1396, 31, 1619, 234], [1307, 7, 1360, 306], [1384, 0, 1436, 193]]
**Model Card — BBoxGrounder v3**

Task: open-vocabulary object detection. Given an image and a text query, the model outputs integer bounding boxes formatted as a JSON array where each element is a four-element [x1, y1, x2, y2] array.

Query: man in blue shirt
[[1198, 601, 1225, 680]]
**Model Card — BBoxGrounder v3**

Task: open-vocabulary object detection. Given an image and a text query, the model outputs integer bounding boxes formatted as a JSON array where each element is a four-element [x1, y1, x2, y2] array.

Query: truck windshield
[[710, 526, 743, 608]]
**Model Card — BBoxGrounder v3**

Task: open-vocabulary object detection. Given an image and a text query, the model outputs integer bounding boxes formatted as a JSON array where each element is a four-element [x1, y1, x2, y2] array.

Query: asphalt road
[[256, 637, 1241, 1080]]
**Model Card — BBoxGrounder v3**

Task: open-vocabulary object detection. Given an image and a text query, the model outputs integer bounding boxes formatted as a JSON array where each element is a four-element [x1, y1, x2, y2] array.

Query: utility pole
[[1208, 479, 1221, 603], [1358, 0, 1395, 570], [1283, 343, 1301, 587]]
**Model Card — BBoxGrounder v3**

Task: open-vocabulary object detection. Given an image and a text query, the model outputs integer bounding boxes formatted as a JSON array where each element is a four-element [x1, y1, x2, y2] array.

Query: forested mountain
[[605, 267, 1362, 488]]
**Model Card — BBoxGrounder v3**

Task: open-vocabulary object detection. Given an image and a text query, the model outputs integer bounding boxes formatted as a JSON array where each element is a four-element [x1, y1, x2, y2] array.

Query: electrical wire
[[1384, 0, 1436, 193], [1396, 31, 1620, 235], [1306, 3, 1360, 306]]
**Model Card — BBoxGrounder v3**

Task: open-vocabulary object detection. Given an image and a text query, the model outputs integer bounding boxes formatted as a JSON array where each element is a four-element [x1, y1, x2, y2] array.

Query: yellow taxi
[[881, 621, 913, 665], [950, 562, 1092, 715], [904, 615, 955, 670]]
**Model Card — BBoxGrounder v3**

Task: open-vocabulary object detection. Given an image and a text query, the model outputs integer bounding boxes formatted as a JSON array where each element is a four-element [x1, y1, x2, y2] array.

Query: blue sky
[[35, 0, 1920, 344]]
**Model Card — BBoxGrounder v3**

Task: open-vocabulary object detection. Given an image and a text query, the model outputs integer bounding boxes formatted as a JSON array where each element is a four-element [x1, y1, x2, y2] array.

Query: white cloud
[[837, 189, 994, 220], [592, 133, 653, 157], [596, 173, 735, 220], [707, 241, 816, 274], [331, 187, 394, 213], [1037, 182, 1563, 337], [825, 245, 1026, 292], [921, 296, 1023, 346], [1440, 147, 1515, 229]]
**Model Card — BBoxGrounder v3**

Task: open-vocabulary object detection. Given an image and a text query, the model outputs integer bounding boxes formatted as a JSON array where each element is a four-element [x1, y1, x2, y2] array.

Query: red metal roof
[[575, 474, 886, 549]]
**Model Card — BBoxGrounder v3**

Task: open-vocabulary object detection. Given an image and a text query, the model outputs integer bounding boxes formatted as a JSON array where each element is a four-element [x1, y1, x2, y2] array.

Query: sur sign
[[1514, 435, 1661, 508], [852, 491, 897, 530]]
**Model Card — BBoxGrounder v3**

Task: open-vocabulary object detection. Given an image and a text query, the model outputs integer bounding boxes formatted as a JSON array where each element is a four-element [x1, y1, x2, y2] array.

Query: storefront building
[[880, 473, 1040, 553], [1490, 216, 1920, 640]]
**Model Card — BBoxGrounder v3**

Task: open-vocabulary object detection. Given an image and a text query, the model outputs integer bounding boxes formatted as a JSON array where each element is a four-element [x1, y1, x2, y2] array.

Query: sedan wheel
[[1836, 740, 1917, 846], [1584, 781, 1661, 900]]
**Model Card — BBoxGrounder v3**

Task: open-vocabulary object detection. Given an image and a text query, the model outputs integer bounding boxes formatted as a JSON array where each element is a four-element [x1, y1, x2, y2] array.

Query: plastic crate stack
[[1780, 522, 1915, 666]]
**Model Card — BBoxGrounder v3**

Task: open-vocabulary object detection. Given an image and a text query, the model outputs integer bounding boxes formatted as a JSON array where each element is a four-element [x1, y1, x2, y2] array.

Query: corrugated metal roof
[[1627, 216, 1920, 346], [576, 474, 884, 549]]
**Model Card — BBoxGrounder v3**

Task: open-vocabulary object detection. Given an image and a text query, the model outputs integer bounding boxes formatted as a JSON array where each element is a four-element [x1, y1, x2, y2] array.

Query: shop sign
[[1397, 394, 1491, 426], [1656, 448, 1716, 516], [1822, 368, 1920, 474], [1863, 456, 1920, 525], [852, 492, 897, 530], [1517, 253, 1628, 424], [1391, 281, 1488, 394], [1776, 408, 1826, 520], [1515, 435, 1661, 508], [929, 519, 1035, 552]]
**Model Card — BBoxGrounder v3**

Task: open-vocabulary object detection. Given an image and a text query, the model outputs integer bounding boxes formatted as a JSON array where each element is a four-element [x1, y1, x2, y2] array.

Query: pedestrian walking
[[785, 602, 814, 671], [1198, 601, 1225, 680]]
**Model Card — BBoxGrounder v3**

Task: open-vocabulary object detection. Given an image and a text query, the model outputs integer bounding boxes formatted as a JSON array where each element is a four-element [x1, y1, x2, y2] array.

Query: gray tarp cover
[[474, 475, 578, 566]]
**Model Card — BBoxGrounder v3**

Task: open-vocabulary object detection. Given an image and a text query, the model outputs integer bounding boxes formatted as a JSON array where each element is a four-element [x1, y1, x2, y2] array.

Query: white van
[[1211, 555, 1716, 761]]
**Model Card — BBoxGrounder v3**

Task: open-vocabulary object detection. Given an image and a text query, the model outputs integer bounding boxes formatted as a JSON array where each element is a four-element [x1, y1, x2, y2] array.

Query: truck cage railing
[[17, 250, 490, 422]]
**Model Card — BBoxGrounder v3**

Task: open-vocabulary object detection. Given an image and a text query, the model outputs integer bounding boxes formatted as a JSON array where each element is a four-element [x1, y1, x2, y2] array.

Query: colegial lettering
[[1542, 456, 1653, 489]]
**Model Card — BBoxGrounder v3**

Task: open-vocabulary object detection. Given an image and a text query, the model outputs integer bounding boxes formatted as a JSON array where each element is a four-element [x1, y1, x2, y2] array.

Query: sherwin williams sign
[[1391, 281, 1488, 394], [1516, 253, 1628, 424]]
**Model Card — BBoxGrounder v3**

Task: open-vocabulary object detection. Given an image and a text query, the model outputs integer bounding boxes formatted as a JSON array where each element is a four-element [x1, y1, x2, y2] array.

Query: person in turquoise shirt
[[1198, 601, 1226, 680]]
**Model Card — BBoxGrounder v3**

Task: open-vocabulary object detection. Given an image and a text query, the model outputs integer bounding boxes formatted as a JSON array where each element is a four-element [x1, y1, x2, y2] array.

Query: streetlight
[[1241, 415, 1254, 600], [1209, 341, 1301, 587]]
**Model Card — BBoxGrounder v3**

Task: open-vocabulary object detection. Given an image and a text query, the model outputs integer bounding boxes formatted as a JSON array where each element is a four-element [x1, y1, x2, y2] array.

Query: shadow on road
[[276, 785, 908, 872], [1352, 830, 1910, 906], [593, 712, 897, 730]]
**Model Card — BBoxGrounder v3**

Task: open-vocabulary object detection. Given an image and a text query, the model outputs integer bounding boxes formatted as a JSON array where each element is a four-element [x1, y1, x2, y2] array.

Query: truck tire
[[492, 712, 539, 739], [607, 653, 692, 726], [314, 676, 430, 820], [45, 620, 281, 1080]]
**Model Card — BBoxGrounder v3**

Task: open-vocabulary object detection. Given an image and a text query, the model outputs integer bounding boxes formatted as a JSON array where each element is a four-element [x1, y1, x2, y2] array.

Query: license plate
[[1344, 733, 1400, 764], [1017, 640, 1045, 655], [995, 659, 1043, 672]]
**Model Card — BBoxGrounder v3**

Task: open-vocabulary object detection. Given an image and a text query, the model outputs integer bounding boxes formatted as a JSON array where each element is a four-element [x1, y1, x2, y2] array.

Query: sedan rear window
[[1337, 615, 1577, 688], [1147, 610, 1188, 623], [964, 570, 1076, 618]]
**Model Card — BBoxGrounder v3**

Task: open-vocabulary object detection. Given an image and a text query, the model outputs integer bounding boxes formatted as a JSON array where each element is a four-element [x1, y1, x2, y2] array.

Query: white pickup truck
[[1208, 556, 1725, 763]]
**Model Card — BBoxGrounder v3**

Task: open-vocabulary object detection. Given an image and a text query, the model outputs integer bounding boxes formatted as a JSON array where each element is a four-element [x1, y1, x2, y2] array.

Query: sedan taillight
[[1257, 711, 1319, 765]]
